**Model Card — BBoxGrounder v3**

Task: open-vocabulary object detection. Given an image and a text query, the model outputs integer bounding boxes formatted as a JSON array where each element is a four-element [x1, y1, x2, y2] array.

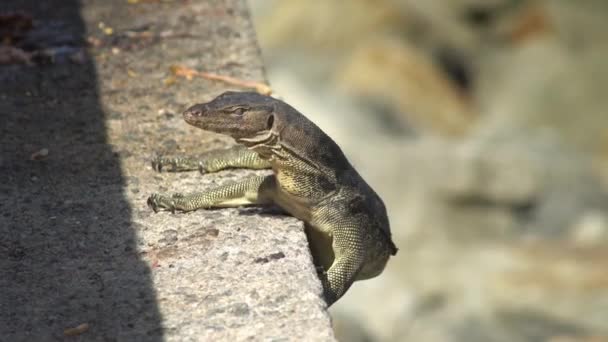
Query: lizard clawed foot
[[314, 269, 337, 306], [198, 162, 208, 175], [147, 193, 181, 213], [151, 156, 179, 172]]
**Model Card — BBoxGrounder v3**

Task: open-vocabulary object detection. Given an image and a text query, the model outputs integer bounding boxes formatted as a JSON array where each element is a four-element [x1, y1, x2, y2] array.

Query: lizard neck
[[237, 131, 279, 160]]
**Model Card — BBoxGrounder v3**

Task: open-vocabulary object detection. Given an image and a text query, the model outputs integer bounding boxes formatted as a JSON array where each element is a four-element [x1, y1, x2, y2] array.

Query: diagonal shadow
[[0, 1, 163, 340]]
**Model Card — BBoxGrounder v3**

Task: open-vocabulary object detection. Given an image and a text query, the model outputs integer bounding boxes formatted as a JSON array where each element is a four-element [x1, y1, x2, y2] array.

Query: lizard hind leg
[[314, 225, 366, 306], [318, 253, 364, 306]]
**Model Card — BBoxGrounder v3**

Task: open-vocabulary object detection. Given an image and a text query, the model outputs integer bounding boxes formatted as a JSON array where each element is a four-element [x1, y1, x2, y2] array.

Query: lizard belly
[[272, 185, 336, 270], [273, 186, 312, 222], [271, 167, 315, 221]]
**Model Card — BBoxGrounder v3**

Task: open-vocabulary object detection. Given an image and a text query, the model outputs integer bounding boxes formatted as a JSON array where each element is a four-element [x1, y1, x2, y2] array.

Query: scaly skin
[[148, 91, 397, 306]]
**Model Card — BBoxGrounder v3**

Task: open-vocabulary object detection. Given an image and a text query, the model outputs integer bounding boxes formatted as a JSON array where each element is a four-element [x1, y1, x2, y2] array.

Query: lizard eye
[[266, 114, 274, 129], [233, 107, 246, 115]]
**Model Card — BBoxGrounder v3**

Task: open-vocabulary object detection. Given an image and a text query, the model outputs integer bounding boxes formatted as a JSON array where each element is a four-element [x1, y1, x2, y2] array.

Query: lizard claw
[[151, 156, 163, 172], [147, 193, 162, 212], [198, 163, 208, 175], [147, 193, 178, 213], [315, 265, 327, 276], [151, 156, 178, 172]]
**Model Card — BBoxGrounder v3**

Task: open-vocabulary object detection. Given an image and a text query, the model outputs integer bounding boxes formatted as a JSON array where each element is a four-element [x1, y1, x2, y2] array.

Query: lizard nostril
[[184, 107, 203, 117]]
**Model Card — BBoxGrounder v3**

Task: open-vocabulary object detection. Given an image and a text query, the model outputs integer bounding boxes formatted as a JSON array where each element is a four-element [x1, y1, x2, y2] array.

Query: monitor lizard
[[147, 91, 398, 306]]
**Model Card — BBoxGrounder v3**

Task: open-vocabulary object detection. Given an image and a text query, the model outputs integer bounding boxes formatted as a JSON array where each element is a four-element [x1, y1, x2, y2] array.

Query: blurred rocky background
[[248, 0, 608, 341]]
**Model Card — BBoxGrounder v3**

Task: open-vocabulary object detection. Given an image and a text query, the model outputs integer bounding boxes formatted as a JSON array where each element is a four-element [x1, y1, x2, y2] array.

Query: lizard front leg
[[148, 175, 276, 213], [151, 145, 270, 173]]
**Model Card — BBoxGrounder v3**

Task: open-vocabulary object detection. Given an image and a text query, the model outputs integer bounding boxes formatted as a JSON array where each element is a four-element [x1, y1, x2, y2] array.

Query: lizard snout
[[183, 104, 206, 119]]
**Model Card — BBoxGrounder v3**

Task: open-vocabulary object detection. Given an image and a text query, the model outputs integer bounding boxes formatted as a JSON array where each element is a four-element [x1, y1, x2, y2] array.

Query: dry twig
[[169, 65, 272, 95]]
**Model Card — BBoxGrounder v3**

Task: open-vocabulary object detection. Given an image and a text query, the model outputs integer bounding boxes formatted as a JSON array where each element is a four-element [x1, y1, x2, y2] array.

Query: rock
[[571, 211, 608, 246], [335, 38, 477, 137], [252, 0, 408, 53]]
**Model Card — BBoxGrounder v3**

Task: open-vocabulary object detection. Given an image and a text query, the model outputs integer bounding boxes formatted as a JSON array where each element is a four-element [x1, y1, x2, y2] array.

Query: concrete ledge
[[0, 0, 334, 340]]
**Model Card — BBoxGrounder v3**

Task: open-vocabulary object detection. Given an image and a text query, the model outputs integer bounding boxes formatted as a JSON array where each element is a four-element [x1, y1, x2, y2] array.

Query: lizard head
[[183, 91, 277, 145]]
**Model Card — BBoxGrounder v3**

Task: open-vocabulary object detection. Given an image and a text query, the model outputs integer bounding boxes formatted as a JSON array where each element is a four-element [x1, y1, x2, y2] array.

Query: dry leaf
[[30, 148, 49, 160], [63, 323, 90, 336]]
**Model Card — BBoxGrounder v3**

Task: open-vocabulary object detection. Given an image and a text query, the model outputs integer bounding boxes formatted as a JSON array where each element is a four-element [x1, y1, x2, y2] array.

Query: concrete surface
[[0, 0, 334, 340]]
